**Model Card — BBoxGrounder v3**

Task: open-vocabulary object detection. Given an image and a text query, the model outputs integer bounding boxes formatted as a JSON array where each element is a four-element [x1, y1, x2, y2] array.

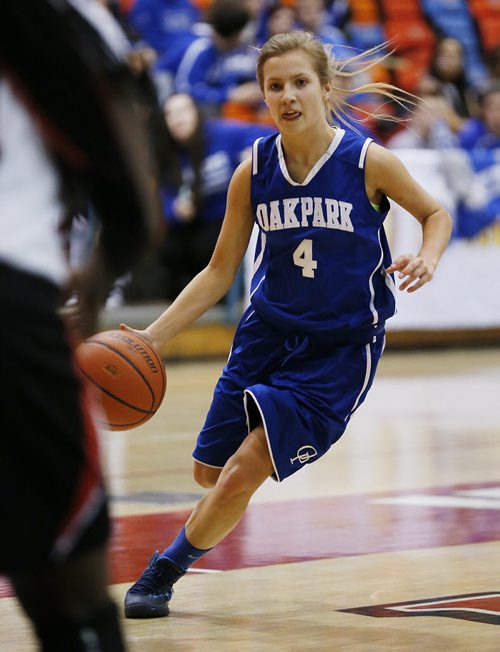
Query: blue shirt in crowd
[[175, 37, 258, 108], [459, 118, 500, 149], [128, 0, 200, 54], [163, 120, 275, 225]]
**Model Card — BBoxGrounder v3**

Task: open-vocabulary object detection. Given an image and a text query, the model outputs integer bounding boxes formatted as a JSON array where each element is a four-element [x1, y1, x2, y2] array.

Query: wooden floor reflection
[[1, 348, 499, 650]]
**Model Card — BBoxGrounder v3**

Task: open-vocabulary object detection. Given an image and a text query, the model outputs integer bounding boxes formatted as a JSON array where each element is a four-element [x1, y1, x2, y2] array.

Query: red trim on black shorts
[[51, 345, 106, 560]]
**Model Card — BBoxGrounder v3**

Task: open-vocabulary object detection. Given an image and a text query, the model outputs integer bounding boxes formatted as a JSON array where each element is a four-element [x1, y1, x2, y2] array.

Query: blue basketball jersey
[[249, 129, 396, 340]]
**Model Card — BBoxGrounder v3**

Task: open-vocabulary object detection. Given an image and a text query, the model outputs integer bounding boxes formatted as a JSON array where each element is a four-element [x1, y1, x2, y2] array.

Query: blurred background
[[94, 0, 500, 356]]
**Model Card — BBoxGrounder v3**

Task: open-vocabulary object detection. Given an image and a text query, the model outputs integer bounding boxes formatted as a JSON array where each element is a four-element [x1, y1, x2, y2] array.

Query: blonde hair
[[256, 31, 416, 129]]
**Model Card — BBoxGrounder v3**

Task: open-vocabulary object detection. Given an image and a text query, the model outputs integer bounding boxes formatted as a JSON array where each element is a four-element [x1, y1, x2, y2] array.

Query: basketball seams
[[76, 330, 167, 430], [86, 340, 157, 411], [99, 333, 166, 410], [132, 335, 167, 409], [76, 364, 154, 415]]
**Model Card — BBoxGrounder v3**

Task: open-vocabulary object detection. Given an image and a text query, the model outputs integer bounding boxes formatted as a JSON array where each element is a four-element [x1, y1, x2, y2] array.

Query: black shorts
[[0, 263, 109, 573]]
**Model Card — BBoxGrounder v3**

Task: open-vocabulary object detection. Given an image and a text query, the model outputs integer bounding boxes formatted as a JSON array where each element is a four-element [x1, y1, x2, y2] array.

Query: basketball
[[76, 329, 166, 431]]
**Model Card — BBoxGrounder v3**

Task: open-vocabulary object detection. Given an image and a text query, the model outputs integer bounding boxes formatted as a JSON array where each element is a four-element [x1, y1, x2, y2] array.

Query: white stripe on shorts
[[244, 389, 280, 482]]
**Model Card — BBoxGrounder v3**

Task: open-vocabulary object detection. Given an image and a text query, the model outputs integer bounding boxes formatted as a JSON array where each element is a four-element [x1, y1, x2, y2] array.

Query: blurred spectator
[[325, 0, 350, 29], [294, 0, 350, 60], [458, 82, 500, 149], [329, 67, 381, 141], [241, 0, 269, 46], [175, 0, 262, 120], [486, 45, 500, 83], [159, 93, 274, 299], [259, 4, 296, 45], [425, 37, 476, 124], [127, 0, 201, 54], [127, 0, 208, 99], [387, 90, 457, 149]]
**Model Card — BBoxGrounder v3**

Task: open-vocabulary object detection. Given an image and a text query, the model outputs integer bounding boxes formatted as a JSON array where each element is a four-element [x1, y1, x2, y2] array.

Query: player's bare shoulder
[[230, 157, 253, 188], [226, 157, 253, 208], [365, 141, 412, 197], [365, 141, 401, 175]]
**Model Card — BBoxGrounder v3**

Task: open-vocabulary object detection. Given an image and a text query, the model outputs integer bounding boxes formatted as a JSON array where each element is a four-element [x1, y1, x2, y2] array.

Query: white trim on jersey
[[382, 265, 397, 299], [276, 128, 345, 186], [252, 137, 262, 175], [345, 343, 372, 420], [376, 228, 397, 303], [368, 229, 385, 325], [250, 274, 265, 300], [252, 231, 267, 275], [250, 229, 267, 300], [358, 138, 373, 169]]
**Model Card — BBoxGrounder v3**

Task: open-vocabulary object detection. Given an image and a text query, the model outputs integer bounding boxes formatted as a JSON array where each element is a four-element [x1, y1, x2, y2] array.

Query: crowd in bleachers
[[98, 0, 500, 305]]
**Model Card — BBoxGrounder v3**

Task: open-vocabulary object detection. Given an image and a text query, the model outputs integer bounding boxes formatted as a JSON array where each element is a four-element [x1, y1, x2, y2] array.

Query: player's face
[[262, 50, 330, 135]]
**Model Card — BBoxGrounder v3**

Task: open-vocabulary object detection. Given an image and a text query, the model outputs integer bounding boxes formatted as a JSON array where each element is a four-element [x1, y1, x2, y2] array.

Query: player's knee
[[216, 429, 273, 498], [214, 463, 248, 500], [193, 462, 221, 488], [216, 457, 264, 500]]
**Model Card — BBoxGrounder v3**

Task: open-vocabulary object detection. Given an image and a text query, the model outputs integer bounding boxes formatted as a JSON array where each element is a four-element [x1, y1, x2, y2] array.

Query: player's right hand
[[119, 323, 160, 352]]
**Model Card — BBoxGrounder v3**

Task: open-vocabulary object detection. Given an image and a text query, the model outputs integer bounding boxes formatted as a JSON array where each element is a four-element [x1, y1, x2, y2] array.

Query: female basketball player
[[124, 32, 452, 618]]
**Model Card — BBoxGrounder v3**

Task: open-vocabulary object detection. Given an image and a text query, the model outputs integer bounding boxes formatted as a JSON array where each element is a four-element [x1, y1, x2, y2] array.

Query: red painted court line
[[1, 481, 499, 599]]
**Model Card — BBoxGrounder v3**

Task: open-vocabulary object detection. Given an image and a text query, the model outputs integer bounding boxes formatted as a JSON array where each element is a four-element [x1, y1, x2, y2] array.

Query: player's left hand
[[386, 254, 435, 293]]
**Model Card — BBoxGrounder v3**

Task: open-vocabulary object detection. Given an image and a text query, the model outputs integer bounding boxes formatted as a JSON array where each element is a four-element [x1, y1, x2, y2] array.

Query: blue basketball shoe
[[124, 552, 186, 618]]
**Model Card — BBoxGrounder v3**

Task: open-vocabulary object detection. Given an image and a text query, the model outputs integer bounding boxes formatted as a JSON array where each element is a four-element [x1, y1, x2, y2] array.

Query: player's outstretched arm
[[122, 158, 255, 349], [365, 143, 453, 293]]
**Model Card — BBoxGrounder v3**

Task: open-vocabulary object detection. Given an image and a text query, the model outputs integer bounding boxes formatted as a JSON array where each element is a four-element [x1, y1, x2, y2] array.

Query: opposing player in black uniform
[[0, 1, 166, 649]]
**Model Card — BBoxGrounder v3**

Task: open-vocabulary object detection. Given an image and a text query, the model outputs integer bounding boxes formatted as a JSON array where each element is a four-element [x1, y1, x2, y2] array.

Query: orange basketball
[[76, 329, 166, 431]]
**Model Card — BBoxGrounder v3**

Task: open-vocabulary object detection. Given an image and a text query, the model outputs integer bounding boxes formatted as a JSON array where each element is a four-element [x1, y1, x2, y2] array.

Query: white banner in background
[[388, 149, 500, 330]]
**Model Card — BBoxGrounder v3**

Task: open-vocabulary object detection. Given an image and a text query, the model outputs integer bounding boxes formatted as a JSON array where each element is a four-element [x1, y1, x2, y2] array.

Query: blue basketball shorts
[[193, 307, 385, 482]]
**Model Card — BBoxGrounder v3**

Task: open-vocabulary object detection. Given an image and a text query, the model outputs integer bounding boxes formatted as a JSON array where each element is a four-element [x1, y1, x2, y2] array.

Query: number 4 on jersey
[[293, 239, 317, 278]]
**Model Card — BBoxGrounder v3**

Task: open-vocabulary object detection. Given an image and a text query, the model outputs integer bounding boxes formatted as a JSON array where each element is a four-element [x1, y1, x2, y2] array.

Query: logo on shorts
[[290, 445, 318, 465], [339, 592, 500, 625]]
